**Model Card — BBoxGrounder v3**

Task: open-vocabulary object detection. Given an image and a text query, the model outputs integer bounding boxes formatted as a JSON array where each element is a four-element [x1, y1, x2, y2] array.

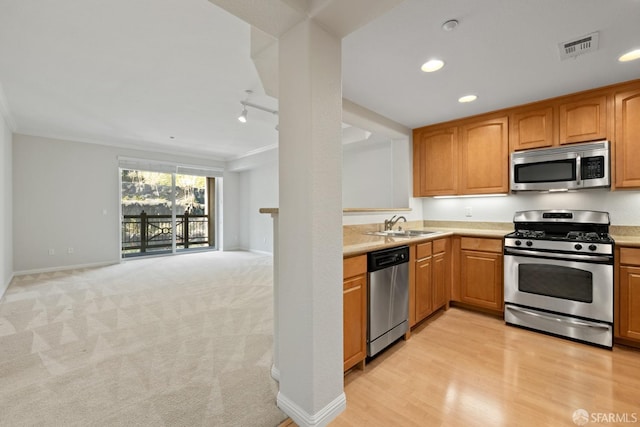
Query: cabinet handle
[[506, 305, 610, 330]]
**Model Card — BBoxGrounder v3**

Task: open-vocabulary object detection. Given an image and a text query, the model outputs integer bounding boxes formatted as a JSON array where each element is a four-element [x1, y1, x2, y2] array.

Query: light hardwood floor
[[284, 308, 640, 426]]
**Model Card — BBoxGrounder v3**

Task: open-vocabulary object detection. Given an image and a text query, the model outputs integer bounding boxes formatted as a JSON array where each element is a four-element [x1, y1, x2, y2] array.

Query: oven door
[[504, 251, 613, 323]]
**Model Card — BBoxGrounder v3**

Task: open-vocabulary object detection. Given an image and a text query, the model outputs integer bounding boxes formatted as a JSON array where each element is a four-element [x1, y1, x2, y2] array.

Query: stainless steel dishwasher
[[367, 245, 409, 357]]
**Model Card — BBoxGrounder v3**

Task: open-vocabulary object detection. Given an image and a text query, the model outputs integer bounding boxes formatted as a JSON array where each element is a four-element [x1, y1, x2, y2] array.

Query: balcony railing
[[122, 210, 211, 255]]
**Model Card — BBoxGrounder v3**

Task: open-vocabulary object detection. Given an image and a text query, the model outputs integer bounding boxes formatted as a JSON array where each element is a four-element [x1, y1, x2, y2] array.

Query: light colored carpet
[[0, 251, 286, 426]]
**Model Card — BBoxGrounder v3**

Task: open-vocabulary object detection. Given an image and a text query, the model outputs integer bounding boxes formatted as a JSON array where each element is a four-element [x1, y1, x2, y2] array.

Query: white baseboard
[[249, 249, 273, 256], [0, 272, 13, 301], [13, 260, 118, 277], [277, 391, 346, 427], [271, 364, 280, 382]]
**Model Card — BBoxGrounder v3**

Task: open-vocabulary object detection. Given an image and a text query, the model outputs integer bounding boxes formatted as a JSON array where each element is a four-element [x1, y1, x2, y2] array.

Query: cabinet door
[[415, 257, 433, 322], [619, 266, 640, 342], [413, 127, 458, 196], [615, 88, 640, 188], [343, 273, 366, 372], [460, 250, 503, 311], [432, 251, 447, 310], [460, 116, 509, 194], [510, 106, 555, 151], [558, 94, 608, 144]]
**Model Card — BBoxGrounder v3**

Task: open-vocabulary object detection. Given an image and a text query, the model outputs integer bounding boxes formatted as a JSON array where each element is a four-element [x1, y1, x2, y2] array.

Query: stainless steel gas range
[[503, 210, 614, 348]]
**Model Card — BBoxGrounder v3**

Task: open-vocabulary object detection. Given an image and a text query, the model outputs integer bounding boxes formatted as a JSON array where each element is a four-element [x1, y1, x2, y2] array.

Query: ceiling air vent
[[558, 32, 599, 60]]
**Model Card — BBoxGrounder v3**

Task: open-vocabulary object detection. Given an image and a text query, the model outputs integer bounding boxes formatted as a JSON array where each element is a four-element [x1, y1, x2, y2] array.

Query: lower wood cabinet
[[343, 254, 367, 372], [616, 247, 640, 345], [414, 238, 449, 325], [454, 237, 504, 313]]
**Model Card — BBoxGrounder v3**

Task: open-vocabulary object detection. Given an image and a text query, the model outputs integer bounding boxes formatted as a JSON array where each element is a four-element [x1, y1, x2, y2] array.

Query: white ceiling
[[0, 0, 639, 160]]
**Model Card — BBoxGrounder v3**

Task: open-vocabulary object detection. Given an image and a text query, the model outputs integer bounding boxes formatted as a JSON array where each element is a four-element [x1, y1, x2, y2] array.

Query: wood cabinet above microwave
[[509, 93, 611, 152], [558, 94, 609, 145]]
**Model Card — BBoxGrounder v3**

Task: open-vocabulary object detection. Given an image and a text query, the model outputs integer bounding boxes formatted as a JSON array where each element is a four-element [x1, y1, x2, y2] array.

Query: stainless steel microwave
[[510, 140, 610, 192]]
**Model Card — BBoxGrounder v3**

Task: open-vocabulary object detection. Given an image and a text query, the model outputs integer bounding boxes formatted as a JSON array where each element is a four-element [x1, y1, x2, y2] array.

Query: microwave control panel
[[582, 156, 605, 179]]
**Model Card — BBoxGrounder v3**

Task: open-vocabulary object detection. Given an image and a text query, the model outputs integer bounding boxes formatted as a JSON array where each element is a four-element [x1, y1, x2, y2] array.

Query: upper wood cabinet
[[413, 116, 508, 197], [413, 126, 458, 196], [510, 105, 555, 151], [558, 94, 608, 144], [614, 87, 640, 188], [460, 116, 509, 194], [412, 78, 640, 194]]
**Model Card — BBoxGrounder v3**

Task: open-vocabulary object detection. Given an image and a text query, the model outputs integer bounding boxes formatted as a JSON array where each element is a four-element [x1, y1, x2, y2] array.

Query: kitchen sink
[[364, 229, 439, 237]]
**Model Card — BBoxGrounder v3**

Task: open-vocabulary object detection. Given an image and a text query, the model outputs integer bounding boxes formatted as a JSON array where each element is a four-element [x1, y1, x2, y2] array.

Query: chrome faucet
[[384, 215, 407, 231]]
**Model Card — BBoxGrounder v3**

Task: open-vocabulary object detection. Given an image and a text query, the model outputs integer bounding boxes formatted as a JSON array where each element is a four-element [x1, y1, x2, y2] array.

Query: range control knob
[[526, 241, 533, 247], [574, 244, 583, 250], [589, 244, 597, 251], [515, 240, 522, 246]]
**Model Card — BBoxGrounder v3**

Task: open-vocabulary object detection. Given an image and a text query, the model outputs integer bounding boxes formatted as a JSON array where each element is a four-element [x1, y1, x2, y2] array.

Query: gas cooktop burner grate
[[566, 231, 608, 242]]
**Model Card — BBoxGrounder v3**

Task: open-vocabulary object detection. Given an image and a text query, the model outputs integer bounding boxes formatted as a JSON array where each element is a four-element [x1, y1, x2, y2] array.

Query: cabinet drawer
[[416, 242, 433, 260], [344, 255, 367, 279], [433, 238, 447, 254], [460, 237, 502, 253], [620, 247, 640, 266]]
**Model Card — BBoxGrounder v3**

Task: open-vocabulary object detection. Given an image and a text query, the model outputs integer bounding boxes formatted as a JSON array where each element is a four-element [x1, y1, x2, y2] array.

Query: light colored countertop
[[259, 209, 640, 253], [612, 235, 640, 248], [343, 224, 640, 256], [343, 226, 511, 257]]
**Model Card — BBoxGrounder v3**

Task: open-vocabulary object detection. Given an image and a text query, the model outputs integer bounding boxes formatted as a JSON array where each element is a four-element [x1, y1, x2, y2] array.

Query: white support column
[[276, 18, 345, 426], [269, 211, 280, 382]]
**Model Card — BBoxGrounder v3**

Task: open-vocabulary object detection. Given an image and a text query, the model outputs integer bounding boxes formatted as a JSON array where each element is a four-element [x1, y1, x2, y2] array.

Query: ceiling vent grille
[[559, 32, 599, 60]]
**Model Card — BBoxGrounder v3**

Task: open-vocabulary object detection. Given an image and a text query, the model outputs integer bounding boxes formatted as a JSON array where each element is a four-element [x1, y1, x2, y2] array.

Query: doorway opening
[[120, 168, 218, 258]]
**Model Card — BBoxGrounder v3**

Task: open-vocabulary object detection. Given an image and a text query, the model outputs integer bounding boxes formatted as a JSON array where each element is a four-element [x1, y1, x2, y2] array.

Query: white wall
[[238, 160, 278, 253], [421, 189, 640, 225], [343, 137, 393, 208], [221, 170, 241, 251], [12, 134, 229, 273], [0, 113, 12, 296]]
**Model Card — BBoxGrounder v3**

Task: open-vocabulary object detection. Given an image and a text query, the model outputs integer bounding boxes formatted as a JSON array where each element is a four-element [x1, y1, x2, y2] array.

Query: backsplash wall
[[421, 189, 640, 226]]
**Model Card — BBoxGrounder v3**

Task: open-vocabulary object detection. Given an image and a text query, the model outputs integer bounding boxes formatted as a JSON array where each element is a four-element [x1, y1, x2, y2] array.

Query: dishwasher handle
[[368, 245, 410, 272]]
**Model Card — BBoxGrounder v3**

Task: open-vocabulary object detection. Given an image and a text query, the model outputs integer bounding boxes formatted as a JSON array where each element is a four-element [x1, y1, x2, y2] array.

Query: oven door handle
[[504, 247, 612, 263], [506, 305, 610, 330]]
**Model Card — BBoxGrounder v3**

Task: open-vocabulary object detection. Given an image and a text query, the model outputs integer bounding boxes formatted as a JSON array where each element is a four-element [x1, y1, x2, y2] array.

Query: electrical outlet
[[48, 249, 55, 256], [464, 207, 473, 217], [67, 247, 74, 254]]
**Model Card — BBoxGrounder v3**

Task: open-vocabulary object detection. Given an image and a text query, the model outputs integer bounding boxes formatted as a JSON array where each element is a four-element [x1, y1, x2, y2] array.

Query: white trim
[[16, 130, 228, 162], [271, 364, 280, 382], [277, 391, 346, 427], [248, 249, 273, 256], [0, 272, 15, 302], [117, 155, 224, 176], [228, 143, 278, 161], [0, 81, 17, 131], [13, 261, 118, 277]]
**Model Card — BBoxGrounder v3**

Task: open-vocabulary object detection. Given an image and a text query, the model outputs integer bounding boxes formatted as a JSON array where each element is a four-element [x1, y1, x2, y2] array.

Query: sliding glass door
[[120, 168, 217, 258]]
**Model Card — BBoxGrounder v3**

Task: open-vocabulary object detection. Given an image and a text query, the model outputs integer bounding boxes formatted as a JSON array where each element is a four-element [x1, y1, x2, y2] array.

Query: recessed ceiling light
[[458, 95, 478, 103], [442, 19, 459, 32], [619, 48, 640, 62], [421, 59, 445, 72]]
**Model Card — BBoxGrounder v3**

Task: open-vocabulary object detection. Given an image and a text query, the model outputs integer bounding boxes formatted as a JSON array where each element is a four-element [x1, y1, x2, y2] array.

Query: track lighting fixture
[[237, 101, 278, 122], [238, 106, 248, 123]]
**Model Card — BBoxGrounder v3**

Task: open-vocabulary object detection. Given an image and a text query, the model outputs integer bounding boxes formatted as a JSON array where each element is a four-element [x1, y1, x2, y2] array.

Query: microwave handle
[[576, 154, 581, 185]]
